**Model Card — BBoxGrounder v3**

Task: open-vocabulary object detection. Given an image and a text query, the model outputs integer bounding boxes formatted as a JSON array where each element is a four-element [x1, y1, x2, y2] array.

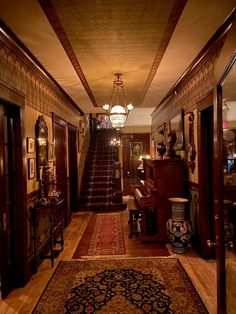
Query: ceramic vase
[[166, 197, 192, 253]]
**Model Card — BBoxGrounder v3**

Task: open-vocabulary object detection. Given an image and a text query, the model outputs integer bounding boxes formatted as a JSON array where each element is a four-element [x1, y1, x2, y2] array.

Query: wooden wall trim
[[68, 122, 77, 132], [19, 106, 30, 284], [152, 8, 236, 115], [0, 81, 25, 107], [196, 91, 214, 111], [38, 0, 97, 108], [197, 93, 214, 260], [213, 11, 236, 313], [0, 20, 83, 115], [52, 113, 67, 128]]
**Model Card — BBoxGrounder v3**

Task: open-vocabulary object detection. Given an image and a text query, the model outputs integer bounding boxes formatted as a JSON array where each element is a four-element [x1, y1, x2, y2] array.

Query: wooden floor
[[0, 208, 217, 314]]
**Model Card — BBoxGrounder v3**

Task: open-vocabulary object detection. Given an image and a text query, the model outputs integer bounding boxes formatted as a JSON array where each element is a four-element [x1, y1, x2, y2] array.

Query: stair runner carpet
[[79, 134, 116, 211]]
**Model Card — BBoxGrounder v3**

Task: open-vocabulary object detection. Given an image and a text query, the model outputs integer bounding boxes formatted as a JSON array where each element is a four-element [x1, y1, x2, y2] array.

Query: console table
[[31, 198, 64, 272]]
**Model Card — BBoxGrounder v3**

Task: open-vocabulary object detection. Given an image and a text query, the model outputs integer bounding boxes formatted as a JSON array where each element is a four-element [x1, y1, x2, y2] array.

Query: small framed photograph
[[48, 142, 54, 161], [27, 138, 35, 153], [28, 158, 35, 179]]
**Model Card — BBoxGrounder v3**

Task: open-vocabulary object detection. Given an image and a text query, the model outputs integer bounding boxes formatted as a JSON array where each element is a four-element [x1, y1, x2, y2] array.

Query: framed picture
[[28, 158, 35, 179], [169, 110, 185, 150], [130, 142, 143, 158], [48, 142, 54, 161], [27, 138, 35, 153]]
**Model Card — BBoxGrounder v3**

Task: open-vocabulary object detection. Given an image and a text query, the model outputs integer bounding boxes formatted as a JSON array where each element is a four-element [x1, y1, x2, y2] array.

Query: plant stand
[[166, 197, 192, 253]]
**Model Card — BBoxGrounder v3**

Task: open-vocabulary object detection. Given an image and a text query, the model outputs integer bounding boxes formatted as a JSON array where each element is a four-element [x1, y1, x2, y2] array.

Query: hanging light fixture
[[103, 73, 134, 129]]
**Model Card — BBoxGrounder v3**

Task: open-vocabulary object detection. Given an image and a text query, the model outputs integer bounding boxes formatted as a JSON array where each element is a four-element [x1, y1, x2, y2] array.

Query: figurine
[[164, 130, 177, 159]]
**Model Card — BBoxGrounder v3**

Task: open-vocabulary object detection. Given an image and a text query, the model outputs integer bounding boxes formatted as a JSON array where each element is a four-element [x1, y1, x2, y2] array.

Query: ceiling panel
[[0, 0, 235, 129]]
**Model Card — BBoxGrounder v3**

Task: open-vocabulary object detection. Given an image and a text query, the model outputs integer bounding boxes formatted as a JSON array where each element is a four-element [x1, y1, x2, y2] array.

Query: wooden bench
[[128, 198, 141, 239]]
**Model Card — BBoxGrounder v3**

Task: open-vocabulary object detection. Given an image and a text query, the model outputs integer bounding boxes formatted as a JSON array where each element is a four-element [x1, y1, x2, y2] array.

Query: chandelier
[[103, 73, 134, 129]]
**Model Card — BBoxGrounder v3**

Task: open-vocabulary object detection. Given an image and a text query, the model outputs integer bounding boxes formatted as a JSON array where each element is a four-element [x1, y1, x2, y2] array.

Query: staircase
[[79, 129, 125, 211]]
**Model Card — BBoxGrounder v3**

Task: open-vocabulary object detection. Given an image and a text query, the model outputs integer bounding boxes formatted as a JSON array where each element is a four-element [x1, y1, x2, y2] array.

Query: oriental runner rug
[[73, 213, 126, 258], [33, 257, 208, 313]]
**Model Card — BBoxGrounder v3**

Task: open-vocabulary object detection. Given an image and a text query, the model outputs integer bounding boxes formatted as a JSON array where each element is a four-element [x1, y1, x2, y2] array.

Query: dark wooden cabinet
[[141, 158, 184, 242], [31, 199, 64, 273]]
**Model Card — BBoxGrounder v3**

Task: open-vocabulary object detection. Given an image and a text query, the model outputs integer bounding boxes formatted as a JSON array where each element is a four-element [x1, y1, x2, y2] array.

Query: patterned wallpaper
[[0, 38, 81, 126], [151, 48, 220, 131]]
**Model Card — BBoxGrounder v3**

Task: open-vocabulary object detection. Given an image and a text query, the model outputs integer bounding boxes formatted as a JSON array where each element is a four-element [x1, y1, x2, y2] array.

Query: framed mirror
[[218, 52, 236, 313], [169, 109, 185, 150], [35, 115, 48, 180]]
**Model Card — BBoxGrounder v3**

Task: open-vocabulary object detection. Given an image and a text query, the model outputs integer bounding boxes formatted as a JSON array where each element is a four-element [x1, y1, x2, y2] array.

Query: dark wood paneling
[[213, 10, 236, 313], [53, 113, 69, 225], [197, 93, 215, 259], [0, 102, 28, 299], [68, 124, 78, 211]]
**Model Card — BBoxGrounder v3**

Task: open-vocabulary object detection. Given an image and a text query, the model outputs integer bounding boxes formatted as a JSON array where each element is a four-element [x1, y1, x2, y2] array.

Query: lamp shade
[[103, 73, 133, 129], [110, 105, 126, 114]]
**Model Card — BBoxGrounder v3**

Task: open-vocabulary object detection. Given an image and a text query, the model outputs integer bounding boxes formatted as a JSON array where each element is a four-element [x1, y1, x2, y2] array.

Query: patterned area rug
[[73, 213, 126, 258], [33, 257, 208, 313]]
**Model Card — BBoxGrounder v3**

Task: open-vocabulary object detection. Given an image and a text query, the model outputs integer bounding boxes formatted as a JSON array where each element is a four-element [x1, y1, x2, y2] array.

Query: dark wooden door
[[198, 95, 215, 259], [68, 124, 78, 212], [210, 11, 236, 313], [53, 114, 69, 226], [121, 133, 150, 195], [0, 103, 27, 299], [214, 54, 236, 314]]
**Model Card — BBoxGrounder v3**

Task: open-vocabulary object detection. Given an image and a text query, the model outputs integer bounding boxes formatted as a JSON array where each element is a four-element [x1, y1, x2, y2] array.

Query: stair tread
[[86, 202, 110, 206], [79, 129, 120, 211], [87, 194, 112, 199], [82, 188, 113, 192]]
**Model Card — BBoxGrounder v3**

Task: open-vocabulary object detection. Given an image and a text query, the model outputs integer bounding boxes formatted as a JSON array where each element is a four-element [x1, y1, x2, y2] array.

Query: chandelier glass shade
[[103, 73, 133, 129]]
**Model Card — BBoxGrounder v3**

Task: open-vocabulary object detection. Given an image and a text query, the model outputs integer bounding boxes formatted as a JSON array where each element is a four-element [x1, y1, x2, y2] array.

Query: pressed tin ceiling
[[0, 0, 236, 131], [40, 0, 185, 108]]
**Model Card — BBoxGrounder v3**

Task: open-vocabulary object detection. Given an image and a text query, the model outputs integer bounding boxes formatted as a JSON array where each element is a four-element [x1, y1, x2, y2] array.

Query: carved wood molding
[[188, 112, 196, 173], [38, 0, 98, 108]]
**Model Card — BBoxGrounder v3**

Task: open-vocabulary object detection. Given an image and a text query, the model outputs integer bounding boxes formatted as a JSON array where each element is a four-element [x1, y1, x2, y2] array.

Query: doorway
[[53, 114, 69, 226], [198, 96, 215, 259], [0, 101, 27, 299], [68, 124, 78, 212], [121, 133, 150, 195], [216, 54, 236, 313]]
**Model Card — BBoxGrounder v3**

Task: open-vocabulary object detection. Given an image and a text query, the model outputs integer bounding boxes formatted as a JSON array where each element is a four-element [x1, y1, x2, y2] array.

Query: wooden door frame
[[52, 113, 69, 224], [213, 10, 236, 314], [68, 123, 78, 211], [197, 92, 215, 259], [0, 104, 6, 297], [0, 99, 28, 298], [121, 133, 150, 195]]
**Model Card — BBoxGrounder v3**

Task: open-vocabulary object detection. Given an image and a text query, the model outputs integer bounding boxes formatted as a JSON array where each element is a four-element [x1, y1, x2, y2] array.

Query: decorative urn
[[166, 197, 192, 253]]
